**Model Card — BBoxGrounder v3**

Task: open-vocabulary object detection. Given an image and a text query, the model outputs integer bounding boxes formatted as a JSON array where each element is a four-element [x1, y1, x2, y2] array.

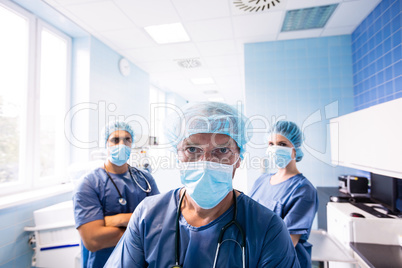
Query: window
[[0, 1, 71, 194]]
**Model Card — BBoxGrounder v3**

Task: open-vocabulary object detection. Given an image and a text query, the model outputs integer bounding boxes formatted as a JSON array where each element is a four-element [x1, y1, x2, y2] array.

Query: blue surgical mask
[[266, 145, 294, 169], [108, 145, 131, 166], [179, 161, 234, 209]]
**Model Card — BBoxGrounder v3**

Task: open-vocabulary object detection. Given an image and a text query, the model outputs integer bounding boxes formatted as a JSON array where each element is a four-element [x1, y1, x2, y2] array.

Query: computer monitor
[[370, 173, 402, 214]]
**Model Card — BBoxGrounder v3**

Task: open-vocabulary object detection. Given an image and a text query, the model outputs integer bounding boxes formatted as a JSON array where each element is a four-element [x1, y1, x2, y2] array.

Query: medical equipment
[[172, 189, 246, 268], [104, 164, 152, 205], [24, 201, 80, 268]]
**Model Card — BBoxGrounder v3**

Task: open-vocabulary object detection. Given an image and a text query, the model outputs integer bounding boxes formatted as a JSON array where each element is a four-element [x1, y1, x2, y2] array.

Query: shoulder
[[74, 167, 105, 193], [238, 193, 282, 225], [289, 174, 317, 200], [134, 189, 177, 217]]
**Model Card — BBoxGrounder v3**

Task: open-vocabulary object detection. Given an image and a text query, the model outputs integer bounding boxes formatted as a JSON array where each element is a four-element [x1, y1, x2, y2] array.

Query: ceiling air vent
[[233, 0, 283, 13], [176, 58, 202, 69], [281, 4, 338, 32]]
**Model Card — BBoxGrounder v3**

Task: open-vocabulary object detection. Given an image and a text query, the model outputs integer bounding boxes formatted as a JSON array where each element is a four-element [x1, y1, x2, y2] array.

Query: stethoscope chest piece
[[119, 198, 127, 206]]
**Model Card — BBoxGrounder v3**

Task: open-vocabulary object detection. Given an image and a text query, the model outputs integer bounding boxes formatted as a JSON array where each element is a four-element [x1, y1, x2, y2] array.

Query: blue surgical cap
[[164, 102, 252, 159], [103, 121, 135, 147], [268, 120, 304, 162]]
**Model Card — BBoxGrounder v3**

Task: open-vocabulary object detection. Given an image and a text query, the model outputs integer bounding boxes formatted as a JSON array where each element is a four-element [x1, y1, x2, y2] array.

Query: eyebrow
[[182, 139, 236, 147]]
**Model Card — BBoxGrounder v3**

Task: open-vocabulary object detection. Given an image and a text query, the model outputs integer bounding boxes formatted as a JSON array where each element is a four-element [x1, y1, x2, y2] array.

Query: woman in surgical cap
[[105, 102, 300, 268], [249, 120, 318, 268], [72, 121, 159, 268]]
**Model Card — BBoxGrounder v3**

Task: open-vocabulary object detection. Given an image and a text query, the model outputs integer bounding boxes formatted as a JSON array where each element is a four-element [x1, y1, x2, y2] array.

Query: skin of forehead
[[107, 130, 132, 145], [179, 133, 237, 149]]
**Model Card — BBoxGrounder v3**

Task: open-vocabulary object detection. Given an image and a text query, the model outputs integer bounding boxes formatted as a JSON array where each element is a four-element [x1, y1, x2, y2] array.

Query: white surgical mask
[[179, 161, 235, 209], [266, 145, 294, 169]]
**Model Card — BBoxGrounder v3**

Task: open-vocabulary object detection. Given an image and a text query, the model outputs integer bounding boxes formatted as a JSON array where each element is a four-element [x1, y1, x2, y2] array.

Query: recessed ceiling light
[[281, 4, 338, 32], [144, 23, 190, 44], [191, 77, 215, 85]]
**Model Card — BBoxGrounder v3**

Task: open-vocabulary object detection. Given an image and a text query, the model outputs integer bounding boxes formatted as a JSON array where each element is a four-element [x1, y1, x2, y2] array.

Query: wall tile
[[352, 0, 402, 110]]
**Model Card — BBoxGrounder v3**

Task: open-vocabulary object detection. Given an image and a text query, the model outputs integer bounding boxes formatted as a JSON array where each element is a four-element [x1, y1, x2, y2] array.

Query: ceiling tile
[[321, 26, 355, 36], [114, 0, 180, 27], [232, 11, 284, 38], [196, 40, 238, 57], [203, 55, 240, 69], [326, 0, 381, 28], [285, 0, 341, 9], [277, 29, 323, 40], [171, 0, 231, 21], [64, 1, 135, 31], [100, 28, 155, 49], [184, 18, 233, 42], [125, 43, 200, 62]]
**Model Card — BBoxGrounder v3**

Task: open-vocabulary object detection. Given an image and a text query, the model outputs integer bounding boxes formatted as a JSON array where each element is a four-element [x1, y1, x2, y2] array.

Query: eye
[[110, 137, 119, 144], [125, 137, 132, 143], [278, 142, 287, 146], [268, 142, 274, 146], [186, 147, 201, 154], [218, 147, 229, 154]]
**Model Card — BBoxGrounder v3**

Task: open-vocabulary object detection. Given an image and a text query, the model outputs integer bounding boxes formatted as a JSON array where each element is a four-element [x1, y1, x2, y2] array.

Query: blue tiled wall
[[352, 0, 402, 110], [0, 192, 72, 268], [245, 35, 358, 190]]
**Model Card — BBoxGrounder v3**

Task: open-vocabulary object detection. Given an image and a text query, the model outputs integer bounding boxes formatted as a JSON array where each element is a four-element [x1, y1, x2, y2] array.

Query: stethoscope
[[172, 189, 246, 268], [104, 163, 152, 206]]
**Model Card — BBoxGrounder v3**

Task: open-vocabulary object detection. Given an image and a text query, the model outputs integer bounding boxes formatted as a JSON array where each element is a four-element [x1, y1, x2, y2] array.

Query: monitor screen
[[370, 173, 401, 214]]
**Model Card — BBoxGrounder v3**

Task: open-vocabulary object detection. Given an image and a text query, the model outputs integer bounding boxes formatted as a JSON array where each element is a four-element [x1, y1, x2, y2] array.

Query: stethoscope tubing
[[173, 189, 246, 268], [104, 163, 152, 206]]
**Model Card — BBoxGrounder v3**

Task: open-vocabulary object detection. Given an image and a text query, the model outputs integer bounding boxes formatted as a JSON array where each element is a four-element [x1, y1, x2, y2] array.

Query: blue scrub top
[[250, 173, 318, 268], [73, 166, 160, 268], [104, 188, 300, 268]]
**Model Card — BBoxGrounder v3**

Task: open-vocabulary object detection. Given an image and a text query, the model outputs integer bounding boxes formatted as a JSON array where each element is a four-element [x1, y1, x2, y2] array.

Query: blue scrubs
[[73, 167, 159, 268], [104, 188, 300, 268], [250, 173, 318, 268]]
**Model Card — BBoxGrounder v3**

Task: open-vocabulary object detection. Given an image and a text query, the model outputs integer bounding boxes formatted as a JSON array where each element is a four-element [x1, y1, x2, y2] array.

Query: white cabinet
[[330, 98, 402, 179], [327, 202, 402, 268]]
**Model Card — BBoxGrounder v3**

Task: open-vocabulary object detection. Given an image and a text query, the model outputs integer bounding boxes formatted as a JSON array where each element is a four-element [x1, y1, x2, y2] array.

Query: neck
[[180, 188, 235, 227], [271, 161, 300, 184], [104, 160, 128, 174]]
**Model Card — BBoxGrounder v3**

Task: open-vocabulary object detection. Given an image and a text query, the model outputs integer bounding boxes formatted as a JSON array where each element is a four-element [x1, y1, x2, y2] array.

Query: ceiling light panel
[[145, 23, 190, 44], [281, 4, 338, 32]]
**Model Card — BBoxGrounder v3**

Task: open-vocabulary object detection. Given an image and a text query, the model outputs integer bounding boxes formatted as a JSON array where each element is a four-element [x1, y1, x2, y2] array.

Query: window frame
[[0, 0, 72, 196]]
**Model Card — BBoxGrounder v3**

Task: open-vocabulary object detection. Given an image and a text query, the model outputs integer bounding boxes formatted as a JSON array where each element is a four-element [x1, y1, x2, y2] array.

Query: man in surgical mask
[[72, 121, 160, 268], [105, 102, 300, 268]]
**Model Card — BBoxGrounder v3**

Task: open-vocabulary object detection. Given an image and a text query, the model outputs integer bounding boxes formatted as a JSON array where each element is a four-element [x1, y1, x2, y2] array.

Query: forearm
[[104, 213, 132, 227], [78, 220, 126, 252], [290, 234, 301, 247]]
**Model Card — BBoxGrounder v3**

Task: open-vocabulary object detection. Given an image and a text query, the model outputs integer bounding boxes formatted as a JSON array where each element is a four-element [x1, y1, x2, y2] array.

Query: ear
[[235, 159, 241, 169]]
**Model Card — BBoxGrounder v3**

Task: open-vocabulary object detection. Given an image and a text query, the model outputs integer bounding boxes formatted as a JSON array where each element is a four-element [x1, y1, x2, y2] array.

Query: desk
[[350, 242, 402, 268], [309, 230, 357, 268]]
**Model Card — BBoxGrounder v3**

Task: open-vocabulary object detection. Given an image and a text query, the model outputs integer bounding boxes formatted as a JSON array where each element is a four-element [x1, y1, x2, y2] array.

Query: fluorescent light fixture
[[281, 4, 338, 32], [191, 77, 215, 85], [144, 23, 190, 44]]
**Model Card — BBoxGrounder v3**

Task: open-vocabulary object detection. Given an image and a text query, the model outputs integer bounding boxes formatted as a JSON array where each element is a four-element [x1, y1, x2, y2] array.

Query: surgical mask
[[179, 161, 234, 209], [266, 145, 294, 169], [108, 145, 131, 166]]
